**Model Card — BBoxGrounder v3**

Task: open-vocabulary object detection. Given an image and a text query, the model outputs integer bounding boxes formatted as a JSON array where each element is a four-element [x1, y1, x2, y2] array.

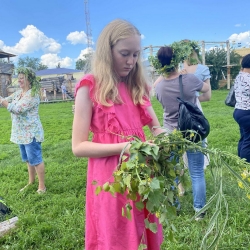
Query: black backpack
[[0, 197, 11, 220], [177, 75, 210, 143]]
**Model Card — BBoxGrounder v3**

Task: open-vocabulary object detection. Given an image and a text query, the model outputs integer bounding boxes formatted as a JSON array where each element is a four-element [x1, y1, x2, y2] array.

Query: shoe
[[20, 184, 30, 192], [195, 212, 206, 221], [37, 187, 46, 194]]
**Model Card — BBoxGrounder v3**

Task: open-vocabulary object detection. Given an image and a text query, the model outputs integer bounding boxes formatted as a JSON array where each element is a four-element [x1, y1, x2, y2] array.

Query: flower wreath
[[149, 40, 201, 77], [16, 67, 41, 96]]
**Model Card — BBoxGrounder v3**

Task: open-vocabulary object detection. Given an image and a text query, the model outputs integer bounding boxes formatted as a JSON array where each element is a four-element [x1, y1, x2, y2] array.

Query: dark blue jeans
[[233, 109, 250, 163]]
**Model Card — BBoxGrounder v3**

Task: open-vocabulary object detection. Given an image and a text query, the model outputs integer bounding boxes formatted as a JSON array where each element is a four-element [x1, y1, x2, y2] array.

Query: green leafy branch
[[93, 129, 250, 249]]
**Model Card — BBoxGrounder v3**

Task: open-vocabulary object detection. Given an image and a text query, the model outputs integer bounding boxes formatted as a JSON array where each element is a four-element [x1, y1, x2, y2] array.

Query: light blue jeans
[[186, 149, 206, 212]]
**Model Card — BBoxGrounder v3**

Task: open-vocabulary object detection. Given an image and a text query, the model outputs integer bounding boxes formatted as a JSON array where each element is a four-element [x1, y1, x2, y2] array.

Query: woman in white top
[[233, 54, 250, 162]]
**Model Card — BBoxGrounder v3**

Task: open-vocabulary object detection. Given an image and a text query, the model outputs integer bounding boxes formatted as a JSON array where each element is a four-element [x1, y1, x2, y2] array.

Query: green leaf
[[135, 201, 144, 211], [102, 182, 110, 191], [167, 229, 175, 242], [138, 244, 147, 250], [126, 204, 132, 220], [159, 212, 167, 224], [127, 192, 137, 201], [120, 162, 127, 170], [112, 182, 122, 193], [124, 174, 132, 189], [140, 144, 153, 155], [95, 186, 102, 196], [167, 190, 174, 204], [148, 222, 158, 233], [108, 185, 115, 196], [151, 145, 160, 159], [137, 152, 146, 163], [144, 218, 150, 228], [92, 180, 98, 185], [130, 141, 143, 150], [149, 178, 160, 190], [147, 190, 162, 210]]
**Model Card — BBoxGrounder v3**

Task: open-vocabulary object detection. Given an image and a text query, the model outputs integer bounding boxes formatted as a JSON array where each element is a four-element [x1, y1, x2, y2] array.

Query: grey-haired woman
[[0, 67, 46, 194]]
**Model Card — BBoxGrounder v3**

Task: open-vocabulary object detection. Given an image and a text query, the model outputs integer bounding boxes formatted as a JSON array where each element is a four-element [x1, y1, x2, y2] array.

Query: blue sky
[[1, 0, 250, 69]]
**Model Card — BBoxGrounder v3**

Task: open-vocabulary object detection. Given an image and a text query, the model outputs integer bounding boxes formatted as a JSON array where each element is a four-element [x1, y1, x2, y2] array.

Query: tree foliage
[[17, 56, 48, 71], [205, 48, 241, 89], [75, 53, 92, 72]]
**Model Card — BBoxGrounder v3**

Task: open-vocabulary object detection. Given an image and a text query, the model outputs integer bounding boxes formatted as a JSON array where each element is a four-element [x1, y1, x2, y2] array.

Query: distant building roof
[[235, 48, 250, 57], [35, 68, 82, 76]]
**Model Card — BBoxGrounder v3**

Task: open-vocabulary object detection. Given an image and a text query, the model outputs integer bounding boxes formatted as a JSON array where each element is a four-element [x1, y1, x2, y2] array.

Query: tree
[[205, 48, 241, 89], [75, 53, 92, 72], [37, 63, 48, 70], [57, 63, 61, 68], [17, 56, 48, 71]]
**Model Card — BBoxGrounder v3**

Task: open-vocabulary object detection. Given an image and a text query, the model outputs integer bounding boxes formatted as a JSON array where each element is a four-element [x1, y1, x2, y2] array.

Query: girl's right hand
[[180, 69, 188, 75]]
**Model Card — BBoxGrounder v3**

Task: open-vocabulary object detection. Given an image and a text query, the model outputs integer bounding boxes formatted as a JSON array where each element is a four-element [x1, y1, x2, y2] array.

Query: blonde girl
[[72, 19, 163, 250]]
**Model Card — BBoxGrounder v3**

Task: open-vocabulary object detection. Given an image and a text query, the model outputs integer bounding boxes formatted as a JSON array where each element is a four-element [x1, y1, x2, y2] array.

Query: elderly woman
[[233, 54, 250, 162], [0, 67, 46, 194]]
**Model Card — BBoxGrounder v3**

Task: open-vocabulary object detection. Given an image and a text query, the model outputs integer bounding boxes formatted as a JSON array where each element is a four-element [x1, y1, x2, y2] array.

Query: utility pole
[[201, 41, 205, 65], [226, 40, 231, 89], [84, 0, 92, 52]]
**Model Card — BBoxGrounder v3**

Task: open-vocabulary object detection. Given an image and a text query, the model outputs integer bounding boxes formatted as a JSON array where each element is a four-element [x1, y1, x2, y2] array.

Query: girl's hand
[[180, 69, 188, 75], [124, 142, 132, 155]]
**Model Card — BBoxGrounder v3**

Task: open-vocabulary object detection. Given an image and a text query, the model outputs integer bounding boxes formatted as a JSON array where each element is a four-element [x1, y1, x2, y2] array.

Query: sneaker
[[195, 212, 206, 221], [37, 187, 46, 194]]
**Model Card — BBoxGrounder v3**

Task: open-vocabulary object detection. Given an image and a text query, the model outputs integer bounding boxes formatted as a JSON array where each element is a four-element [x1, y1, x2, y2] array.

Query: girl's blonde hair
[[186, 50, 201, 66], [92, 19, 149, 106]]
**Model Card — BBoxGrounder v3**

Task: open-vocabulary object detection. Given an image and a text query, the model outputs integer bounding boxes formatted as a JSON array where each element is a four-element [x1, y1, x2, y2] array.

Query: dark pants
[[233, 109, 250, 162]]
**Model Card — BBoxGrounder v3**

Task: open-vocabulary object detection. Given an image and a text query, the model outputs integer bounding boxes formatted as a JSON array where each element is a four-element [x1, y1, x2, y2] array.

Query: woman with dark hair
[[233, 53, 250, 162], [153, 46, 210, 220]]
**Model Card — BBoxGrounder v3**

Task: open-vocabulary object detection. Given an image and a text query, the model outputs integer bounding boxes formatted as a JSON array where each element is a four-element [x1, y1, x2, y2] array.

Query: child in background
[[43, 88, 48, 102], [72, 19, 164, 250], [61, 84, 67, 100]]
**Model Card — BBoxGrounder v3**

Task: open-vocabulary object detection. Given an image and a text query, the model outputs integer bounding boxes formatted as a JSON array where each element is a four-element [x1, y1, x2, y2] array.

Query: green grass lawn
[[0, 90, 249, 249]]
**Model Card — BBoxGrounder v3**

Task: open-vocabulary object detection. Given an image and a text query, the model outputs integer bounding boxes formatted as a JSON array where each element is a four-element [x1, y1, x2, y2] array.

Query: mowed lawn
[[0, 90, 249, 250]]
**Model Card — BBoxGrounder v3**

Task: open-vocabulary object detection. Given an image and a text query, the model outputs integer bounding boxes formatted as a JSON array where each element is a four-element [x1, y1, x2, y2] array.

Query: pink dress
[[75, 75, 163, 250]]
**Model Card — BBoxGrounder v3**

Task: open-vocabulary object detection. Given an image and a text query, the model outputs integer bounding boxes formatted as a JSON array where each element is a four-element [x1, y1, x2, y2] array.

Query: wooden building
[[235, 48, 250, 57], [0, 50, 16, 97]]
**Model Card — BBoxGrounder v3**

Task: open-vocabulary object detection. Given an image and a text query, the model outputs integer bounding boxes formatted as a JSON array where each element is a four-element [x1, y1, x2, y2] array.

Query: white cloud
[[76, 47, 94, 61], [229, 31, 250, 47], [141, 34, 145, 39], [0, 40, 4, 49], [234, 24, 241, 27], [66, 31, 88, 45], [1, 25, 61, 56], [41, 53, 73, 68]]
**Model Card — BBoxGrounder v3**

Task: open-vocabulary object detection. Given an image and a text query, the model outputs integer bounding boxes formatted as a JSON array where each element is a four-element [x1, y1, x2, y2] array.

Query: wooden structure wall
[[0, 63, 14, 97]]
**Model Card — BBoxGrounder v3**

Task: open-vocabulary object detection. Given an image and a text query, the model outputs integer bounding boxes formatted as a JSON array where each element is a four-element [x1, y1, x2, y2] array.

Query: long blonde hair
[[92, 19, 149, 106], [186, 50, 201, 66]]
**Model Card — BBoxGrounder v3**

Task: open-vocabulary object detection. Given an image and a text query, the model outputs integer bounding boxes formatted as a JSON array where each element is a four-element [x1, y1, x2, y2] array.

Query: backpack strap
[[178, 75, 185, 100]]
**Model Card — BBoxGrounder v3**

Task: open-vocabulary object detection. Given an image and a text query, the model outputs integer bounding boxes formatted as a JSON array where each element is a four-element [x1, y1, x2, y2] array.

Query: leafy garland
[[148, 40, 201, 77], [93, 129, 250, 249], [16, 67, 41, 96]]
